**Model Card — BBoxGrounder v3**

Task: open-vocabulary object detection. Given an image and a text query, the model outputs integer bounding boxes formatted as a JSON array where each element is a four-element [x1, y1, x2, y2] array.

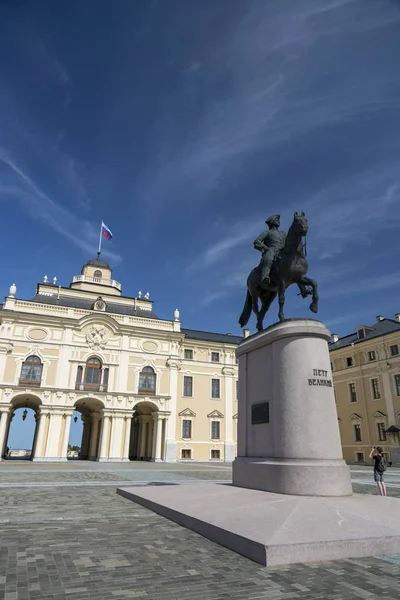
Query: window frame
[[183, 375, 193, 398], [184, 349, 194, 360], [353, 423, 362, 442], [210, 449, 221, 460], [138, 366, 156, 395], [394, 374, 400, 397], [355, 451, 365, 463], [367, 350, 376, 362], [19, 355, 43, 387], [211, 352, 220, 363], [211, 378, 221, 399], [93, 269, 103, 281], [211, 420, 221, 440], [348, 382, 357, 403], [371, 377, 381, 400], [181, 448, 192, 460], [390, 344, 399, 356], [346, 356, 354, 368], [181, 419, 192, 439], [377, 422, 387, 442]]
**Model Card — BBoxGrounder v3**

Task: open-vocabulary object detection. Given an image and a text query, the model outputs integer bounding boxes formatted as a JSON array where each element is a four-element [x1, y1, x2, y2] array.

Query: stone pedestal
[[232, 319, 352, 496]]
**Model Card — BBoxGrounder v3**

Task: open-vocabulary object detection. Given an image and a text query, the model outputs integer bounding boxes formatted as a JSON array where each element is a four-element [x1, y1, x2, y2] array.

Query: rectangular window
[[182, 419, 192, 439], [377, 422, 387, 442], [395, 374, 400, 396], [211, 421, 220, 439], [356, 452, 364, 463], [346, 357, 354, 367], [181, 449, 192, 459], [349, 382, 357, 403], [211, 379, 220, 399], [183, 376, 193, 397], [184, 349, 193, 360], [354, 424, 362, 442], [358, 329, 365, 340], [368, 351, 376, 362], [371, 378, 381, 400], [211, 352, 220, 363], [390, 344, 399, 356], [211, 449, 220, 459]]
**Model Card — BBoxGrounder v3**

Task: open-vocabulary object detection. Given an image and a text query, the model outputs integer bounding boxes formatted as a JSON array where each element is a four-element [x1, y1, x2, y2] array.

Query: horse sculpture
[[239, 212, 318, 331]]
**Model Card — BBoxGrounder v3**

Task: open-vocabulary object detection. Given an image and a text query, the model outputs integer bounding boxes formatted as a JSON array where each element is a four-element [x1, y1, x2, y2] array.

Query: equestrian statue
[[239, 212, 318, 331]]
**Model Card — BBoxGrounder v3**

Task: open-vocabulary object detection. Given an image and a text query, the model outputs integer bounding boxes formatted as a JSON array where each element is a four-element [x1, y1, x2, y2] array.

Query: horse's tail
[[239, 290, 252, 328]]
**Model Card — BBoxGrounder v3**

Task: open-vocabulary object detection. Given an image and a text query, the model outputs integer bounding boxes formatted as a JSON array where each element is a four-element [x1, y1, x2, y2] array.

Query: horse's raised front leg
[[299, 276, 318, 314], [257, 292, 277, 331], [277, 279, 286, 321]]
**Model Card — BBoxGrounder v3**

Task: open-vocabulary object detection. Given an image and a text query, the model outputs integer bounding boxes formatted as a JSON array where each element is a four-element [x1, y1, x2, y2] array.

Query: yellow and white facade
[[0, 258, 241, 462], [330, 316, 400, 466]]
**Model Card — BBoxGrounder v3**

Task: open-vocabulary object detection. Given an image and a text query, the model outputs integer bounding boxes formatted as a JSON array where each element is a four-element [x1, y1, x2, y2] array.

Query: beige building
[[0, 257, 241, 462], [330, 315, 400, 466]]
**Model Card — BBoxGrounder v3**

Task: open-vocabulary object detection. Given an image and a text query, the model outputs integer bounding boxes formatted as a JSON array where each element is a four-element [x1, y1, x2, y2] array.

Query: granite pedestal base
[[117, 483, 400, 566], [233, 319, 352, 496]]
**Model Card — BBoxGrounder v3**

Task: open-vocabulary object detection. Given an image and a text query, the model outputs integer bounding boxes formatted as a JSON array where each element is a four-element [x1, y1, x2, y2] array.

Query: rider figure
[[254, 214, 286, 284]]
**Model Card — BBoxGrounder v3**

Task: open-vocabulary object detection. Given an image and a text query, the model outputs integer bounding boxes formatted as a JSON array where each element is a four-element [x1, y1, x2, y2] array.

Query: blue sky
[[2, 1, 400, 447]]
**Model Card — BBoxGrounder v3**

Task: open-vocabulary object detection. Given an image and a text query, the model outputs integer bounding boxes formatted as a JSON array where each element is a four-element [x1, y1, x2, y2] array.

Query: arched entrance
[[129, 402, 165, 461], [2, 395, 42, 460], [68, 398, 104, 460]]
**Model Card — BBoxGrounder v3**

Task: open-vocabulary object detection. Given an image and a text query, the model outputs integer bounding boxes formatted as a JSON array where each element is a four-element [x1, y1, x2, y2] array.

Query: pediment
[[372, 410, 387, 420], [350, 413, 362, 420], [179, 408, 196, 417], [207, 410, 224, 419]]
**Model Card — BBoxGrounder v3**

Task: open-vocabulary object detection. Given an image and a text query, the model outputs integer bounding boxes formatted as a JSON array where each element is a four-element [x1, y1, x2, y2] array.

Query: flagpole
[[97, 222, 103, 258]]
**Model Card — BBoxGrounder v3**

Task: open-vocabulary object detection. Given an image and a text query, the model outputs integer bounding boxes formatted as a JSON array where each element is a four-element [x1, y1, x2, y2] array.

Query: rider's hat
[[265, 214, 280, 225]]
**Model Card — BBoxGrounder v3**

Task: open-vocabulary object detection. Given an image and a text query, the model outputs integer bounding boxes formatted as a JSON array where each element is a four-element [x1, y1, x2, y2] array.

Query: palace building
[[329, 316, 400, 467], [0, 258, 241, 462]]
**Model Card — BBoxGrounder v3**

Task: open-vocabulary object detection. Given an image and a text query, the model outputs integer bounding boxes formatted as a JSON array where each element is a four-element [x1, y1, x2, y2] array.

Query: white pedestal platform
[[117, 483, 400, 566]]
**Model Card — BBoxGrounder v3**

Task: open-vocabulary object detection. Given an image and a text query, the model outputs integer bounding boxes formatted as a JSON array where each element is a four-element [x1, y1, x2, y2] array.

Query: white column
[[0, 407, 10, 459], [89, 414, 101, 460], [97, 414, 110, 461], [60, 412, 73, 460], [122, 415, 132, 461], [44, 411, 65, 461], [139, 418, 147, 458], [32, 411, 49, 460], [223, 369, 235, 462], [109, 416, 124, 461], [154, 416, 163, 462], [165, 364, 179, 461], [117, 336, 130, 392]]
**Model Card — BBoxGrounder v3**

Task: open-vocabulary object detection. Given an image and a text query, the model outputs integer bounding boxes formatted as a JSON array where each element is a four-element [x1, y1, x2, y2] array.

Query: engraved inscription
[[308, 368, 332, 387]]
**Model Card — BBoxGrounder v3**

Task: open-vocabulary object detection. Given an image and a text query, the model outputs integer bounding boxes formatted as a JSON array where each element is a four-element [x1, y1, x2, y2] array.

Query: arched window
[[20, 355, 43, 386], [93, 270, 102, 281], [75, 357, 109, 392], [139, 366, 156, 394]]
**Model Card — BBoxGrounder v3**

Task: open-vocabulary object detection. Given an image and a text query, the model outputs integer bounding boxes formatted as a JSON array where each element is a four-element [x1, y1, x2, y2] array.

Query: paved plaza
[[0, 462, 399, 600]]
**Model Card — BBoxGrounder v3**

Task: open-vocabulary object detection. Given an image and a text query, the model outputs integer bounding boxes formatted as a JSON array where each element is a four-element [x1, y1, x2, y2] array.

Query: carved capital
[[166, 357, 181, 370]]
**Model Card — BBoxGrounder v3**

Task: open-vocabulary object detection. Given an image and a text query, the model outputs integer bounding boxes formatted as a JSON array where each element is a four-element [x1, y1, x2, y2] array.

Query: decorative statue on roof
[[239, 212, 318, 331]]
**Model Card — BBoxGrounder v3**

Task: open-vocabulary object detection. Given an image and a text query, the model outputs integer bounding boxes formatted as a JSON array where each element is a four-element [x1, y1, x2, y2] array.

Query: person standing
[[369, 446, 387, 496], [253, 215, 286, 285]]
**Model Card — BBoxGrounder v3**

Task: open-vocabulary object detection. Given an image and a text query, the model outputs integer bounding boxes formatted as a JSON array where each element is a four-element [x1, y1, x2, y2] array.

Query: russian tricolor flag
[[101, 222, 113, 241]]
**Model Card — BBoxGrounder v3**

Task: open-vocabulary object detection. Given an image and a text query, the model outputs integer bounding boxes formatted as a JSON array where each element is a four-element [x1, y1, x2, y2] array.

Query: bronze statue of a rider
[[254, 214, 286, 284]]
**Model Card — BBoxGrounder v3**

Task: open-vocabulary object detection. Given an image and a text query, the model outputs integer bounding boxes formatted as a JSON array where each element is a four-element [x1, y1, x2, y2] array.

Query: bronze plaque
[[251, 402, 269, 425]]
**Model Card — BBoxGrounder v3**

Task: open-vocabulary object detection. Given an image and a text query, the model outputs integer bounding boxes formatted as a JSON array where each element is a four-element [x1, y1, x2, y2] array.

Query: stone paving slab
[[0, 463, 399, 600]]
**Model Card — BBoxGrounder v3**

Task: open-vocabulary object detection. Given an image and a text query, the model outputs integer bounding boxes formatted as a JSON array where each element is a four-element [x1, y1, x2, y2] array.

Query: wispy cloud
[[141, 0, 400, 209], [0, 151, 121, 264]]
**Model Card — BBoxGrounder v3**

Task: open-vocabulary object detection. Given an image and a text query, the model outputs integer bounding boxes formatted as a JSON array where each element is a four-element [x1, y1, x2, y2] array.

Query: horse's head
[[292, 211, 308, 236]]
